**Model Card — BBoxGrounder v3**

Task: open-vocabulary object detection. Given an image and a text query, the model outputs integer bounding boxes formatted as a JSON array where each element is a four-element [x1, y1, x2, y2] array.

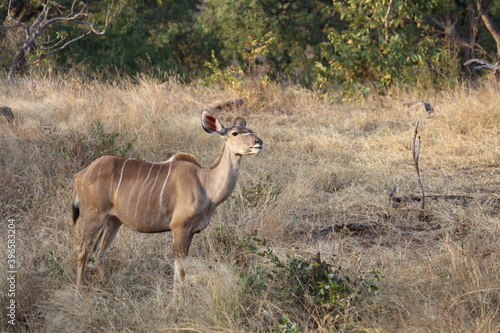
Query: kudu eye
[[231, 132, 239, 137]]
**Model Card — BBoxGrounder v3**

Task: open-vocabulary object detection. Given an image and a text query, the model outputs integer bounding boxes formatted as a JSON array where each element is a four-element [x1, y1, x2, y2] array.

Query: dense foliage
[[2, 0, 500, 92], [316, 1, 455, 96]]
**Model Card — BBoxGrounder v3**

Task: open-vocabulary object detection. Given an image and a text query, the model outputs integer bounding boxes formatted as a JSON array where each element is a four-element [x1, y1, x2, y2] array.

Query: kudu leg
[[92, 216, 122, 283], [76, 212, 108, 286], [172, 229, 194, 283]]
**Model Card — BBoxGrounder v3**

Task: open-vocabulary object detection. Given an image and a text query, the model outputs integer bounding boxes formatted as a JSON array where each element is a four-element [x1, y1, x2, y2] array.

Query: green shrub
[[46, 122, 139, 172], [81, 121, 138, 161], [277, 314, 300, 333], [45, 251, 64, 277], [315, 0, 454, 100], [215, 228, 382, 330], [203, 33, 276, 105], [236, 172, 282, 207]]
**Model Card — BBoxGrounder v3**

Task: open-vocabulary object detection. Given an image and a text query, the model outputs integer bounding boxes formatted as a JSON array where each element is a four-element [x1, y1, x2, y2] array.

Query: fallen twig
[[390, 194, 500, 206], [319, 223, 378, 235], [464, 58, 500, 72]]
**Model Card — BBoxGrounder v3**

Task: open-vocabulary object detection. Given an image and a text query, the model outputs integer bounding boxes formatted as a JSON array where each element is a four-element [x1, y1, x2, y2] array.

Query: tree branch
[[384, 0, 394, 43], [0, 21, 22, 29], [38, 30, 89, 59], [464, 58, 500, 70], [0, 0, 22, 29], [3, 0, 122, 80], [424, 14, 474, 50], [477, 0, 500, 58]]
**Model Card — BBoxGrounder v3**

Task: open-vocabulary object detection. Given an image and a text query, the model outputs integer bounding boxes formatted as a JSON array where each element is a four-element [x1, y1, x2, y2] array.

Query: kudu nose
[[255, 138, 263, 146]]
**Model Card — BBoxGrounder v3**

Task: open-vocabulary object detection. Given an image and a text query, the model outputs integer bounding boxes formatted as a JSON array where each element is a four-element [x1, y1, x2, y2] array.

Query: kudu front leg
[[172, 229, 194, 284]]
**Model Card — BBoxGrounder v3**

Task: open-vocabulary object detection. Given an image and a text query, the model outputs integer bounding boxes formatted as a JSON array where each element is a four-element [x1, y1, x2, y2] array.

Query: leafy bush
[[45, 122, 139, 175], [204, 50, 245, 93], [203, 33, 276, 104], [45, 251, 64, 277], [238, 231, 381, 303], [81, 121, 138, 161], [277, 314, 300, 333], [315, 0, 454, 99], [236, 172, 282, 207], [214, 228, 382, 330]]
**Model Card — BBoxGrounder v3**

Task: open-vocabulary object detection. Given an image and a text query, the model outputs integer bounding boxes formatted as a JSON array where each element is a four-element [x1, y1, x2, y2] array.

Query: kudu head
[[201, 111, 263, 155]]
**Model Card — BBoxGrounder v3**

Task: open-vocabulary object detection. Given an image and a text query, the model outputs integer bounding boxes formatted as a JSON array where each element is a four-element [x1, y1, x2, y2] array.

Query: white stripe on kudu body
[[134, 164, 155, 218], [127, 163, 144, 212], [71, 110, 263, 289], [147, 164, 163, 210], [159, 161, 173, 216], [114, 158, 130, 205], [95, 165, 102, 194]]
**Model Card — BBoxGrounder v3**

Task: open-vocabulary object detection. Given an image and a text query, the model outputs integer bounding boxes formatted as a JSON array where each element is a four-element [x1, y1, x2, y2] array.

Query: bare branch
[[3, 0, 122, 80], [477, 0, 500, 58], [36, 8, 87, 39], [1, 0, 22, 28], [72, 19, 106, 35], [412, 122, 425, 210], [0, 22, 22, 29], [28, 1, 52, 34], [464, 58, 500, 70], [37, 31, 89, 59], [70, 0, 78, 15]]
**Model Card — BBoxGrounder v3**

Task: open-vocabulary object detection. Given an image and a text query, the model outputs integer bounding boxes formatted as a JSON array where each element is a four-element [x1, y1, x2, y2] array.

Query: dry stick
[[388, 186, 396, 214], [412, 122, 425, 210], [366, 204, 456, 223]]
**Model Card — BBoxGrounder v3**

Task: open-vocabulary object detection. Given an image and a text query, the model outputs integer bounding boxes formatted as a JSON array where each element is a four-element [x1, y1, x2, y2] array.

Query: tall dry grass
[[0, 75, 499, 332]]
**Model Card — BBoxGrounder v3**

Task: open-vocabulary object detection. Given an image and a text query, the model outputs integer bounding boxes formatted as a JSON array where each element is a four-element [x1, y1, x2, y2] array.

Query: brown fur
[[172, 153, 201, 167]]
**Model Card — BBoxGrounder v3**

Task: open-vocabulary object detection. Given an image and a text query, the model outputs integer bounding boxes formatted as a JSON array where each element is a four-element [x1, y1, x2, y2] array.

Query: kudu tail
[[71, 187, 80, 227]]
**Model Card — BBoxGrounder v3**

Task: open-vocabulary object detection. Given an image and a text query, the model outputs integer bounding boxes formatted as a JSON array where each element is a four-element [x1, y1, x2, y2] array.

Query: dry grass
[[0, 75, 499, 332]]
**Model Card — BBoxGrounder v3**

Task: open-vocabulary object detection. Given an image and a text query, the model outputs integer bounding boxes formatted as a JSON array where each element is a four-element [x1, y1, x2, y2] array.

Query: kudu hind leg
[[92, 216, 122, 282], [76, 212, 108, 286]]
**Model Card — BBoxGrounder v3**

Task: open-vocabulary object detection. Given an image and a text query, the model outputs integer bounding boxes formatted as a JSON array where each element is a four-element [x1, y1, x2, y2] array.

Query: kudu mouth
[[251, 136, 263, 153], [250, 141, 263, 153]]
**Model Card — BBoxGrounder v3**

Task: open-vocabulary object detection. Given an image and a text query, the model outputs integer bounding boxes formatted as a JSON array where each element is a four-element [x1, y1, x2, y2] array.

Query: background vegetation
[[0, 72, 499, 332], [0, 0, 499, 332], [2, 0, 500, 92]]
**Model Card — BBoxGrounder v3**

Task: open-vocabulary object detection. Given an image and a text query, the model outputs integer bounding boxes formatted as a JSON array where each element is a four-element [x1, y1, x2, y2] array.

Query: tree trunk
[[477, 0, 500, 58], [9, 49, 26, 81]]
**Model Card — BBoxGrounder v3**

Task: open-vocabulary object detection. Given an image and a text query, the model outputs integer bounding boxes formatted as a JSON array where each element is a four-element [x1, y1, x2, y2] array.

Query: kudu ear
[[202, 111, 226, 135], [234, 117, 246, 128]]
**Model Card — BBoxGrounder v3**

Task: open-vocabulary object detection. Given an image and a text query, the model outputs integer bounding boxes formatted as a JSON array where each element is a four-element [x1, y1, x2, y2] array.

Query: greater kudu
[[71, 111, 263, 286]]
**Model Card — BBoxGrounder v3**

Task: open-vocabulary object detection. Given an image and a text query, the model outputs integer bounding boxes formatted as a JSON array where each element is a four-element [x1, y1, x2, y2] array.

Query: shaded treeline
[[1, 0, 500, 91]]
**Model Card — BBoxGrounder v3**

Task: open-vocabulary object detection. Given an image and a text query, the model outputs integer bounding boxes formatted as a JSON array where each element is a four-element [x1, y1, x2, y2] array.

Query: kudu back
[[71, 111, 263, 285]]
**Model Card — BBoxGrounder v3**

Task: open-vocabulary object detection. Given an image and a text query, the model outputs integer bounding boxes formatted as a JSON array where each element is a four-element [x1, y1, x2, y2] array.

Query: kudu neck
[[205, 142, 242, 205]]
